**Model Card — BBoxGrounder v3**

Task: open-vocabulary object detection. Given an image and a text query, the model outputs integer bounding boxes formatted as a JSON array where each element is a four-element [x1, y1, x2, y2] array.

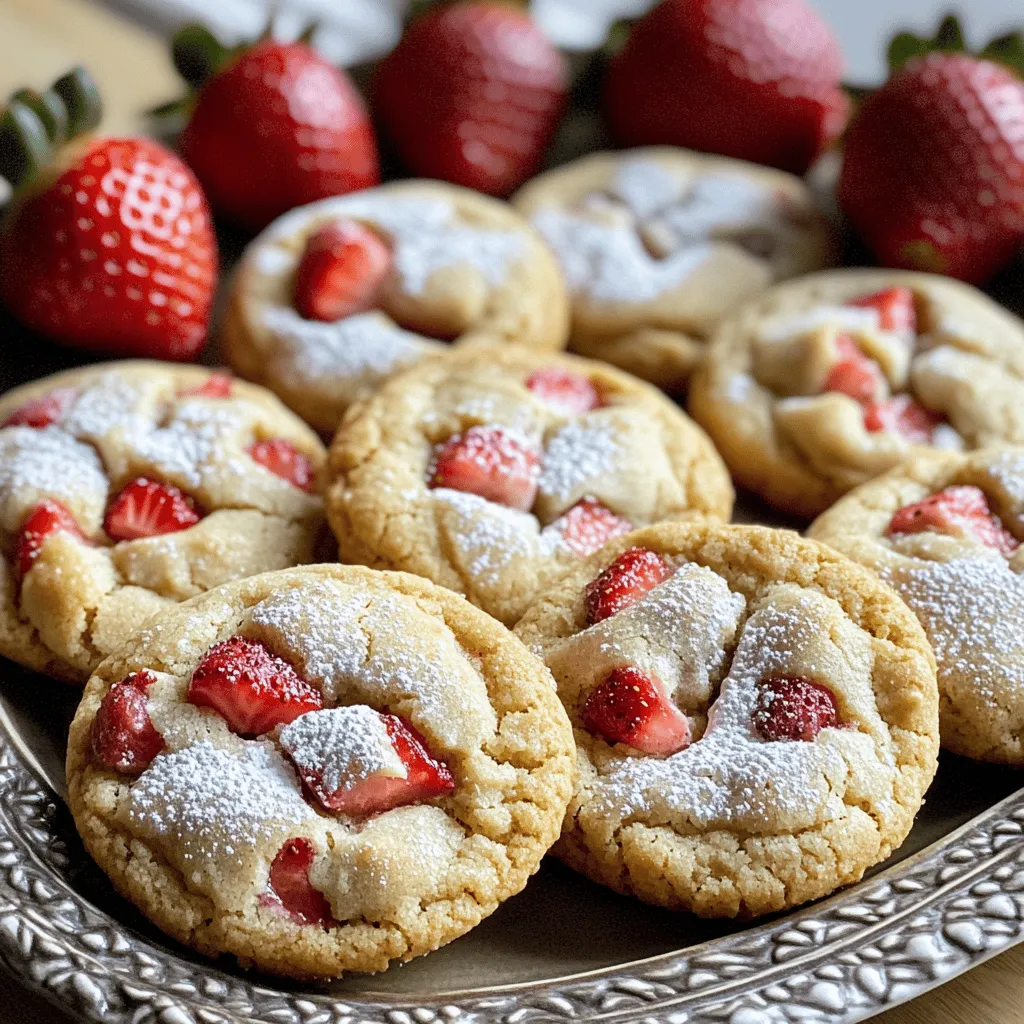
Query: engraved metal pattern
[[0, 731, 1023, 1024]]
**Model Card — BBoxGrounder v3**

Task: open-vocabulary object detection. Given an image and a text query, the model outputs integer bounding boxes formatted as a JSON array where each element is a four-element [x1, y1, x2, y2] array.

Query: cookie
[[326, 345, 734, 626], [0, 362, 326, 684], [689, 268, 1024, 518], [514, 522, 939, 917], [512, 147, 834, 392], [810, 447, 1024, 765], [223, 180, 570, 433], [66, 564, 576, 978]]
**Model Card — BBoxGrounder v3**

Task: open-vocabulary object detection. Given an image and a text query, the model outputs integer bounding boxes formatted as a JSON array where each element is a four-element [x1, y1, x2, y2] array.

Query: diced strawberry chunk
[[247, 438, 315, 491], [584, 546, 674, 624], [863, 394, 942, 445], [104, 477, 203, 542], [887, 484, 1018, 555], [581, 666, 690, 755], [752, 676, 840, 742], [188, 636, 323, 737], [429, 425, 540, 511], [2, 387, 76, 429], [90, 670, 165, 774], [822, 334, 884, 403], [293, 219, 392, 322], [179, 372, 233, 399], [16, 499, 87, 577], [847, 287, 917, 334], [260, 838, 335, 927], [525, 368, 601, 416], [555, 497, 632, 557]]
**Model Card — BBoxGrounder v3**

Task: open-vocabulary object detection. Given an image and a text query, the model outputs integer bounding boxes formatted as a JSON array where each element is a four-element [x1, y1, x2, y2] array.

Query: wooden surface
[[0, 1, 1022, 1022]]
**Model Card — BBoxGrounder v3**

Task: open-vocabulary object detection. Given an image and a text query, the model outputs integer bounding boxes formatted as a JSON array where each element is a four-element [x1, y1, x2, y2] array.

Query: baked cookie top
[[0, 362, 326, 683], [689, 268, 1024, 517], [810, 447, 1024, 765], [513, 147, 834, 391], [327, 345, 734, 626], [515, 523, 939, 917], [66, 564, 575, 979], [224, 180, 570, 432]]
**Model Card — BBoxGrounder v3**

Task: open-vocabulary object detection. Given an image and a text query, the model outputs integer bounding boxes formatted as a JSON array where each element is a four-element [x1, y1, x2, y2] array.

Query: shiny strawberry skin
[[887, 485, 1018, 554], [0, 137, 216, 359], [17, 500, 87, 577], [525, 368, 600, 416], [181, 41, 379, 231], [752, 676, 839, 741], [91, 670, 165, 774], [104, 478, 202, 542], [261, 838, 335, 926], [248, 439, 315, 491], [839, 53, 1024, 284], [374, 2, 568, 196], [556, 498, 632, 557], [429, 425, 540, 510], [585, 547, 674, 625], [603, 0, 848, 175], [2, 388, 77, 429]]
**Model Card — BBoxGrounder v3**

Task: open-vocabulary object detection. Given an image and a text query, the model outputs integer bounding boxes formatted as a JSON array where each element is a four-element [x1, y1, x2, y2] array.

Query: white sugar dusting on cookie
[[539, 418, 623, 504], [612, 160, 683, 218]]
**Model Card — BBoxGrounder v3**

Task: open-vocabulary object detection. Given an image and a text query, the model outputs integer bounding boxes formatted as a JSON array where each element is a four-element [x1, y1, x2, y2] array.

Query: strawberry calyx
[[887, 15, 1024, 79]]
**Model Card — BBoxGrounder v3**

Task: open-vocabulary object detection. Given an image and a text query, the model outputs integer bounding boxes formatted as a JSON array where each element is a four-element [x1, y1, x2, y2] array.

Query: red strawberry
[[839, 52, 1024, 284], [584, 547, 674, 625], [429, 425, 540, 511], [90, 670, 165, 774], [16, 500, 87, 577], [374, 2, 568, 196], [752, 676, 839, 742], [293, 220, 391, 322], [581, 666, 691, 756], [863, 395, 942, 445], [179, 372, 233, 399], [188, 635, 323, 736], [177, 36, 379, 230], [822, 335, 884, 404], [888, 485, 1018, 554], [847, 287, 917, 334], [248, 439, 315, 491], [2, 387, 76, 429], [0, 70, 216, 360], [525, 368, 600, 416], [261, 838, 334, 927], [104, 477, 202, 542], [554, 498, 632, 558], [603, 0, 848, 175]]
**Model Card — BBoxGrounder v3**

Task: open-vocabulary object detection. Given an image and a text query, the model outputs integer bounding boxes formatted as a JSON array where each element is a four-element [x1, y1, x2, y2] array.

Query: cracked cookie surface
[[326, 345, 733, 627], [223, 180, 570, 433], [514, 522, 938, 917], [513, 147, 834, 393], [0, 361, 326, 683], [66, 564, 576, 979]]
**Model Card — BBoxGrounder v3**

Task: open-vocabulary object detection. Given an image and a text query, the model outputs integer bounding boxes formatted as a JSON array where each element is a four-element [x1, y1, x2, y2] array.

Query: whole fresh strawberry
[[603, 0, 848, 175], [839, 21, 1024, 284], [170, 26, 379, 230], [373, 2, 569, 196]]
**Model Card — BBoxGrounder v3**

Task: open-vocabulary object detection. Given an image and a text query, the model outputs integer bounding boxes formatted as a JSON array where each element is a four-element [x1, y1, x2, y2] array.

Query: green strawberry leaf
[[888, 14, 967, 72], [934, 15, 967, 52], [0, 101, 51, 190], [10, 88, 68, 146], [171, 24, 233, 88], [52, 67, 103, 137], [980, 31, 1024, 79]]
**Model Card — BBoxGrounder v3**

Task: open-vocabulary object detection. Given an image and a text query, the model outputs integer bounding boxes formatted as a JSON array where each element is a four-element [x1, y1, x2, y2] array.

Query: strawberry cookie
[[512, 147, 834, 392], [223, 180, 569, 433], [327, 346, 733, 627], [810, 447, 1024, 765], [689, 269, 1024, 518], [0, 362, 326, 684], [514, 523, 939, 916], [66, 564, 575, 978]]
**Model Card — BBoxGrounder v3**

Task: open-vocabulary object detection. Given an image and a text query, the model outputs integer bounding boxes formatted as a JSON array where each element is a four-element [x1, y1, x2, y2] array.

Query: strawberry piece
[[581, 666, 690, 755], [104, 477, 202, 542], [16, 499, 87, 577], [887, 485, 1018, 555], [752, 676, 840, 742], [293, 220, 391, 322], [429, 425, 540, 511], [188, 635, 323, 737], [261, 838, 335, 927], [584, 547, 674, 625], [847, 287, 917, 334], [863, 394, 943, 445], [525, 368, 600, 416], [90, 670, 164, 774], [822, 335, 884, 404], [2, 388, 76, 429], [555, 498, 632, 558], [179, 373, 233, 399], [248, 439, 315, 491]]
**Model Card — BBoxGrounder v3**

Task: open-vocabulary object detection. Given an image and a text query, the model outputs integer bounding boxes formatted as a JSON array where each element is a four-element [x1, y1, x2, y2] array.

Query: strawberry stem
[[52, 67, 102, 137], [0, 101, 51, 190]]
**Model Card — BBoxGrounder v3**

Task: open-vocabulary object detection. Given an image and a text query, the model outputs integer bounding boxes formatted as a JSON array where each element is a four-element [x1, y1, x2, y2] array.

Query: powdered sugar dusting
[[758, 305, 882, 344], [539, 418, 624, 505], [612, 160, 683, 219]]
